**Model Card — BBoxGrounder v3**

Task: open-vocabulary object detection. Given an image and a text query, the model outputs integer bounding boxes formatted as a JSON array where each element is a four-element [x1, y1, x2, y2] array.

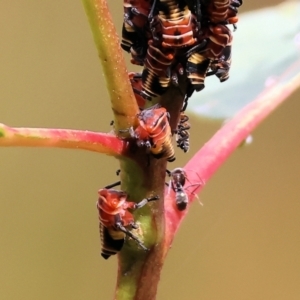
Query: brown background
[[1, 1, 299, 299]]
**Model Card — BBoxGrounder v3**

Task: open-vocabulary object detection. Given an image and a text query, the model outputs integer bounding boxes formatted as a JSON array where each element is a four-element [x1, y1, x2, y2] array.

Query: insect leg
[[119, 127, 135, 137], [134, 195, 159, 209], [165, 169, 171, 177], [115, 222, 148, 251], [104, 181, 121, 189]]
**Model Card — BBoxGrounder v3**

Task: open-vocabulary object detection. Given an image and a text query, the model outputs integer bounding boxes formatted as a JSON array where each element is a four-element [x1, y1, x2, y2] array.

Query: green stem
[[81, 0, 139, 131]]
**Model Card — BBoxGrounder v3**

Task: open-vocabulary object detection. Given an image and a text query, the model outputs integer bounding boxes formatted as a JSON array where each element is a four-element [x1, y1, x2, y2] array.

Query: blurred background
[[0, 1, 299, 299]]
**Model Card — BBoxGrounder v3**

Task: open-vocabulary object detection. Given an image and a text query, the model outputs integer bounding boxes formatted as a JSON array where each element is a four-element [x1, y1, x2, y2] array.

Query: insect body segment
[[97, 188, 159, 259], [204, 0, 242, 25], [142, 41, 175, 98], [151, 0, 198, 48], [134, 106, 175, 161], [129, 72, 152, 108]]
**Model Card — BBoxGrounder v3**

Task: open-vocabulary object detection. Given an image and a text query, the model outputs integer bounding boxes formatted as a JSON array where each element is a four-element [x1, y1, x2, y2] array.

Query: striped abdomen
[[142, 40, 175, 98], [206, 0, 229, 23], [204, 25, 232, 59], [205, 0, 242, 25], [100, 223, 125, 259], [186, 50, 211, 92]]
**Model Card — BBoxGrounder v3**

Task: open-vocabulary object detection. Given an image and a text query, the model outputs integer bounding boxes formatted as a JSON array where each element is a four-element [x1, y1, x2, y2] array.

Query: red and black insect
[[175, 111, 190, 153], [138, 0, 203, 99], [97, 185, 159, 259], [185, 24, 232, 95], [124, 105, 175, 162], [121, 0, 153, 65], [166, 168, 188, 210], [209, 43, 231, 82]]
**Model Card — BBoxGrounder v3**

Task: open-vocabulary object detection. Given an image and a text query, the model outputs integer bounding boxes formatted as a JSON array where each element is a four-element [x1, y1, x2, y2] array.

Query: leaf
[[187, 1, 300, 119]]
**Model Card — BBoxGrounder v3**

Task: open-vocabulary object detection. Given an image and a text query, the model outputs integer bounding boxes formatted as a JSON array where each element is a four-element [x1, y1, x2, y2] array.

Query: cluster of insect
[[97, 0, 242, 259]]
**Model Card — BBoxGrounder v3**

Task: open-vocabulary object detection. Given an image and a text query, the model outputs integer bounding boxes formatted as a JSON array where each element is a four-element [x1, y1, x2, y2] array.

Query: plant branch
[[81, 0, 139, 131], [0, 124, 126, 156], [164, 71, 300, 251]]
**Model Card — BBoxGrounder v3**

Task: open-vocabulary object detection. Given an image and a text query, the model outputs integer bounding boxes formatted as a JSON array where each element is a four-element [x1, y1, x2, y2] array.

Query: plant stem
[[0, 124, 126, 156], [163, 71, 300, 251], [81, 0, 139, 131]]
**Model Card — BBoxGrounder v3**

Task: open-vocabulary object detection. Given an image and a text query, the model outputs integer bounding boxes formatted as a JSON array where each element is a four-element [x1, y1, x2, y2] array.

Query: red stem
[[0, 124, 127, 156], [164, 71, 300, 251]]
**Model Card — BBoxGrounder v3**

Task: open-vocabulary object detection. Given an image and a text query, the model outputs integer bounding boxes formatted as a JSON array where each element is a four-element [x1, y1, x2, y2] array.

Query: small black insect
[[166, 168, 189, 211]]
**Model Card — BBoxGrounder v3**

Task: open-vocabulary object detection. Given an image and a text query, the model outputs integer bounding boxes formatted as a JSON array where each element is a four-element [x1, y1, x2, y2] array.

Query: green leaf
[[187, 1, 300, 119]]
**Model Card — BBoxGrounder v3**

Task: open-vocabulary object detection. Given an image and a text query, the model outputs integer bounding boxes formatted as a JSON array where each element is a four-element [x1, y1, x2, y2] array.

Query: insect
[[121, 0, 153, 65], [185, 24, 232, 95], [175, 112, 190, 153], [166, 168, 188, 210], [167, 168, 204, 210], [136, 105, 175, 161], [123, 105, 175, 162], [209, 44, 231, 82], [97, 186, 159, 259], [139, 0, 202, 99]]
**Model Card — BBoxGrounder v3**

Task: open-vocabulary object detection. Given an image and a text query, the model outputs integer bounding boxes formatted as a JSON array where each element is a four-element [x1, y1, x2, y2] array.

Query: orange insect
[[132, 105, 176, 162], [97, 186, 159, 259]]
